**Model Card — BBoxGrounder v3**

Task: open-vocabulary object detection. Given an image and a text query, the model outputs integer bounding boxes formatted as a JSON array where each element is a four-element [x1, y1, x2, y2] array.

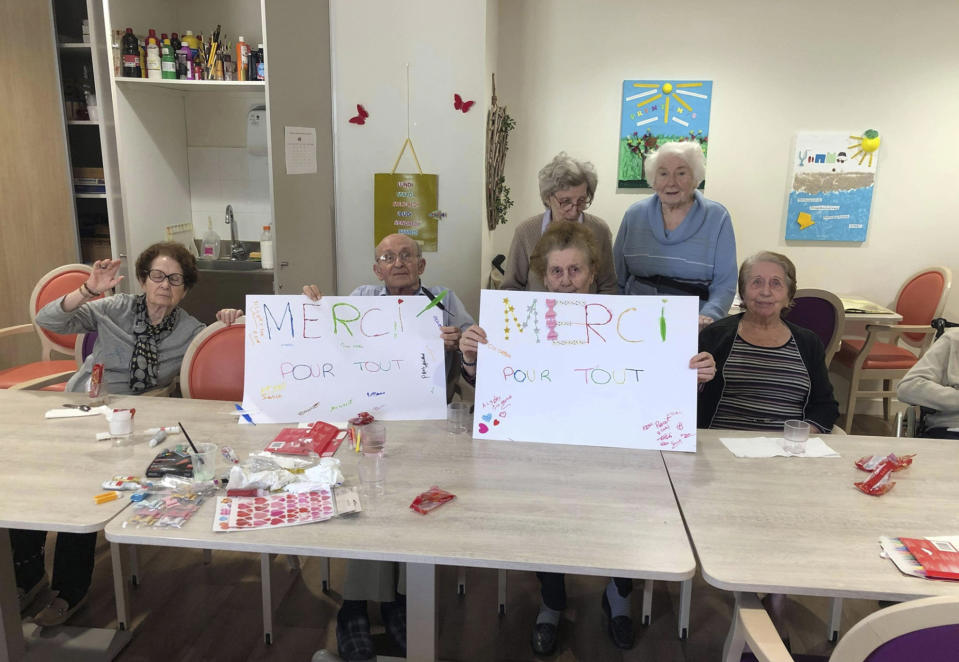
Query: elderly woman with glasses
[[500, 152, 618, 294], [14, 242, 240, 628], [614, 141, 738, 331]]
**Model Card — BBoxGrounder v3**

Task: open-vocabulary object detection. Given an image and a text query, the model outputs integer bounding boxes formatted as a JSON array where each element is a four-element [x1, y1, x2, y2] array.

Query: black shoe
[[336, 608, 375, 662], [531, 621, 558, 655], [601, 591, 635, 650], [380, 599, 407, 654]]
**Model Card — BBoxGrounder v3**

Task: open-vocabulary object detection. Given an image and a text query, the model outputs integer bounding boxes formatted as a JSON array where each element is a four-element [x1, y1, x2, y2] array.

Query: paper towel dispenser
[[247, 105, 268, 156]]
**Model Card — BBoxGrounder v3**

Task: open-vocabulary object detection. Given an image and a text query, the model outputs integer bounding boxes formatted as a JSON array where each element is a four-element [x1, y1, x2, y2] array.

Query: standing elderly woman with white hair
[[501, 152, 618, 293], [614, 141, 737, 330]]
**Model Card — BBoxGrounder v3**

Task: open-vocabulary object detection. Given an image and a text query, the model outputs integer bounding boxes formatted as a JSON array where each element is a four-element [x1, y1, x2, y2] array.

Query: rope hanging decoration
[[485, 74, 516, 230]]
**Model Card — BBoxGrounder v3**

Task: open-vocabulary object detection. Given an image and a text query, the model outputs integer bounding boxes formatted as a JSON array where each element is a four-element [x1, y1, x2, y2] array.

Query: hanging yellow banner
[[373, 172, 439, 251], [373, 138, 439, 252]]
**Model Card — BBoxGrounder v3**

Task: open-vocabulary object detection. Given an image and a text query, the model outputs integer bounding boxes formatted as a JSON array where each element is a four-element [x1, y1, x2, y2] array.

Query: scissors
[[62, 403, 91, 412]]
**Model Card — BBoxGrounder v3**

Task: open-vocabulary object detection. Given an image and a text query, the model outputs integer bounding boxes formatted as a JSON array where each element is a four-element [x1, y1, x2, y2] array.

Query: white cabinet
[[102, 0, 335, 295]]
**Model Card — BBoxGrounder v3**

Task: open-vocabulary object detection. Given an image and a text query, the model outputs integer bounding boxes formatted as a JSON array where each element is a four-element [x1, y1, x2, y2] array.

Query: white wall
[[494, 0, 959, 321], [330, 0, 487, 315]]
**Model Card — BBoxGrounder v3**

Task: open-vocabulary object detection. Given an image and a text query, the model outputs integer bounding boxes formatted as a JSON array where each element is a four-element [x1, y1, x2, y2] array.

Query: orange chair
[[831, 267, 952, 431], [180, 319, 246, 400], [0, 264, 101, 390]]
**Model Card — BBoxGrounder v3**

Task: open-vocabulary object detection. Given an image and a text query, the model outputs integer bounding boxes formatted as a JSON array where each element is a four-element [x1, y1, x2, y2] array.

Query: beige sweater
[[500, 213, 618, 294]]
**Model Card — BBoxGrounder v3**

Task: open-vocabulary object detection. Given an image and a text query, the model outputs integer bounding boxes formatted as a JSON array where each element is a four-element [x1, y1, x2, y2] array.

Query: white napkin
[[44, 405, 111, 419], [719, 436, 840, 458]]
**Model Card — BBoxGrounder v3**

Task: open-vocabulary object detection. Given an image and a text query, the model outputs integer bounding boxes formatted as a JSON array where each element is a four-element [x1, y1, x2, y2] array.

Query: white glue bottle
[[259, 225, 274, 269]]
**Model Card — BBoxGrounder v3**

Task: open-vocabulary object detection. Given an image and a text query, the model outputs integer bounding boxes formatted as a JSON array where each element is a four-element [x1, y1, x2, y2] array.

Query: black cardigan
[[698, 313, 839, 432]]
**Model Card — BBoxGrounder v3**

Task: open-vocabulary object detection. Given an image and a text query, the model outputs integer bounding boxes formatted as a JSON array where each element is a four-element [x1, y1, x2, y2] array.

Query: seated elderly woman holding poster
[[697, 251, 839, 432], [460, 222, 715, 655]]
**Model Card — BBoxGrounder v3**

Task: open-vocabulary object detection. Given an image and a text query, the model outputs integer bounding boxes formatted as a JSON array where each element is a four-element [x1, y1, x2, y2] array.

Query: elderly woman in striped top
[[697, 251, 838, 432]]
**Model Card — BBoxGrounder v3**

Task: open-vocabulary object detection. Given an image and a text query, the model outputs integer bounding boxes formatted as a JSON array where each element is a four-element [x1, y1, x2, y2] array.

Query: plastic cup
[[190, 442, 217, 481], [783, 420, 810, 455], [358, 452, 386, 497], [108, 409, 134, 437], [360, 422, 386, 455], [447, 402, 470, 435]]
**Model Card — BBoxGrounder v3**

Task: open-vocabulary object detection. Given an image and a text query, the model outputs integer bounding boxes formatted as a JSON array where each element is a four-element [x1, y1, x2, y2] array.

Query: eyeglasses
[[376, 251, 418, 265], [552, 194, 591, 211], [146, 269, 185, 286]]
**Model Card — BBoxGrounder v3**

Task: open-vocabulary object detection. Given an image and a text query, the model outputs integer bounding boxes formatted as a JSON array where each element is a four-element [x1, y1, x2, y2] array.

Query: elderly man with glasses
[[304, 232, 474, 661], [500, 152, 618, 294], [304, 232, 474, 404]]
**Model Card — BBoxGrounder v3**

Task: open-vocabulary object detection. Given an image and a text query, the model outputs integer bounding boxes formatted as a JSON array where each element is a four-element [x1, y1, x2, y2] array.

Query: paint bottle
[[176, 46, 194, 80], [139, 39, 146, 78], [121, 28, 140, 78], [161, 39, 176, 79], [170, 32, 181, 54], [145, 29, 161, 79], [182, 30, 201, 60], [235, 36, 249, 81], [259, 226, 274, 269], [256, 44, 265, 80]]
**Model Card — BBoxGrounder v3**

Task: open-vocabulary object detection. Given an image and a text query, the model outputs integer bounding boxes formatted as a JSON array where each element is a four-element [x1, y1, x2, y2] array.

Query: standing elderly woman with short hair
[[698, 251, 838, 432], [614, 141, 737, 330], [501, 152, 618, 294]]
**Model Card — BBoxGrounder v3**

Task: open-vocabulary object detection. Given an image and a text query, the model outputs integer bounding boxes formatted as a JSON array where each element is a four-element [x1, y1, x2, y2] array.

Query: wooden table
[[0, 390, 145, 662], [103, 397, 696, 661], [663, 430, 959, 660]]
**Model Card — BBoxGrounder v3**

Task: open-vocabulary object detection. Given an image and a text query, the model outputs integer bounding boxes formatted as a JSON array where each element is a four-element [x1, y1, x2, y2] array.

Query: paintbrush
[[178, 421, 204, 465]]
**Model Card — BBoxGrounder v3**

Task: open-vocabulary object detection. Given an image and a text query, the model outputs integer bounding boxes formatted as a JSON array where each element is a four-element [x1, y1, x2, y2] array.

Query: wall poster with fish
[[785, 130, 881, 242]]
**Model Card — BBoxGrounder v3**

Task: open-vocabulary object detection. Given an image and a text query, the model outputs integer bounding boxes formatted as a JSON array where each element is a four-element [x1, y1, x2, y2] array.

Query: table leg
[[0, 528, 26, 662], [260, 554, 273, 645], [497, 570, 507, 616], [828, 597, 842, 642], [641, 580, 653, 625], [721, 592, 745, 662], [406, 562, 436, 661], [110, 542, 131, 631], [678, 578, 692, 640]]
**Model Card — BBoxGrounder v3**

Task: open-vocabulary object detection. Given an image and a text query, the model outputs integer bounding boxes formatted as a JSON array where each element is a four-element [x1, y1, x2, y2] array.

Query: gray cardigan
[[36, 293, 205, 395]]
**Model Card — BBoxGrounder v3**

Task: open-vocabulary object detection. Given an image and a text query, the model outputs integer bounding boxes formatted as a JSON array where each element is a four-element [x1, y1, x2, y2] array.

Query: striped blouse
[[710, 333, 811, 430]]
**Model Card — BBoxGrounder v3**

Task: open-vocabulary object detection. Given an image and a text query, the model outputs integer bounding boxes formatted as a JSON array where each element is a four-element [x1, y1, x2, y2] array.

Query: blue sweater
[[613, 191, 737, 321]]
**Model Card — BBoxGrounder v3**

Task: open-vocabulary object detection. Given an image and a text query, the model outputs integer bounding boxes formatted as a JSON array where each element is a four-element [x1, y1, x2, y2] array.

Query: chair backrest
[[829, 595, 959, 661], [894, 267, 952, 348], [784, 288, 845, 366], [73, 331, 98, 366], [29, 264, 97, 359], [180, 318, 246, 401]]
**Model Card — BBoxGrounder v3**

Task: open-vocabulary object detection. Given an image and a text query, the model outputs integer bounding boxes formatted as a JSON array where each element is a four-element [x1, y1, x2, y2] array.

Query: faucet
[[225, 204, 249, 260]]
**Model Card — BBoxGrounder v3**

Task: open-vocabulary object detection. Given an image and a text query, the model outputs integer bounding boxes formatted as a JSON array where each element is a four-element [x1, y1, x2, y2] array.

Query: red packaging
[[855, 453, 915, 472], [854, 458, 897, 496], [410, 486, 456, 515], [88, 363, 104, 398]]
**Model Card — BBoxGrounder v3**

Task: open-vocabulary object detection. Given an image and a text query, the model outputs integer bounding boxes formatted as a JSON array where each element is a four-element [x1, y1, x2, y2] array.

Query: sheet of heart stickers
[[214, 489, 336, 532]]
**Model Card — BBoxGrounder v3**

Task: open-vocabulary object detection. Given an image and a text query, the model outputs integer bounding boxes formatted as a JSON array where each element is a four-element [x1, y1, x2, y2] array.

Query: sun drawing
[[847, 129, 881, 167], [626, 81, 709, 128]]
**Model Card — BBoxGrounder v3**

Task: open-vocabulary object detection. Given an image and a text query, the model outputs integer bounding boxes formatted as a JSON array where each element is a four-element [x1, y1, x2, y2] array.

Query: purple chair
[[729, 593, 959, 662], [784, 288, 845, 367]]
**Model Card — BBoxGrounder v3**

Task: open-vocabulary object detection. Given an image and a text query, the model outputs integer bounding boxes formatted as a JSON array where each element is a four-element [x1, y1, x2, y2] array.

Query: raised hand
[[86, 259, 124, 294]]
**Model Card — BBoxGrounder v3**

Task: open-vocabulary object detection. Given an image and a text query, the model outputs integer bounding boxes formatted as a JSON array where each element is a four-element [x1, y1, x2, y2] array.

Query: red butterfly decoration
[[453, 93, 475, 113], [348, 104, 369, 125]]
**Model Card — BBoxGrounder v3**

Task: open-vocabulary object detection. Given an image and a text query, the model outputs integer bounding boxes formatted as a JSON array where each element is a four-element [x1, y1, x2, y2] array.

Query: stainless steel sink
[[196, 259, 264, 272]]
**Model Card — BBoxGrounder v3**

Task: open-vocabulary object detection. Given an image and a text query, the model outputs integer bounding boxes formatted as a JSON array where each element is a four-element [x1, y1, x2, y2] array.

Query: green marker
[[659, 306, 667, 341], [417, 289, 449, 317]]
